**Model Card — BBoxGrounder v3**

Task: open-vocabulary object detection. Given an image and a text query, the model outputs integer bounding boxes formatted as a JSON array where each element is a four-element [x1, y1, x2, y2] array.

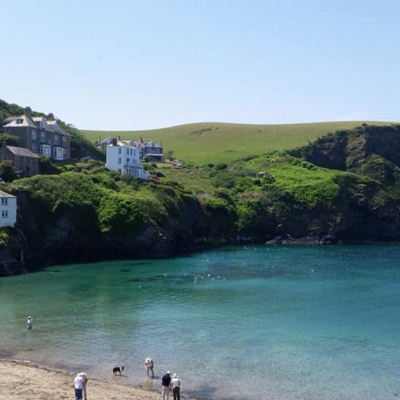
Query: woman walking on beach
[[26, 316, 33, 330]]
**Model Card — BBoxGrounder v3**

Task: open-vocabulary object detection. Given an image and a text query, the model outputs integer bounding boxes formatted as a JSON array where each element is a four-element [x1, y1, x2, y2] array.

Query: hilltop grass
[[80, 121, 395, 165]]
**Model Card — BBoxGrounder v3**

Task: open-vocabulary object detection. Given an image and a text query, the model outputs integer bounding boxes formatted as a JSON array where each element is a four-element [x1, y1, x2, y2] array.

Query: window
[[1, 210, 8, 218], [118, 147, 122, 154], [62, 136, 67, 146], [40, 144, 51, 157], [41, 132, 46, 142], [31, 129, 37, 140], [118, 169, 122, 174], [127, 158, 130, 163], [118, 158, 122, 164], [1, 198, 8, 205], [31, 144, 37, 153], [54, 134, 59, 145], [53, 147, 64, 160]]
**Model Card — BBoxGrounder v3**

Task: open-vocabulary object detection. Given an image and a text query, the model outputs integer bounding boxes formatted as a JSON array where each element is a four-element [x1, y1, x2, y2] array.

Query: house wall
[[0, 195, 17, 228], [13, 154, 39, 176], [0, 148, 39, 177], [3, 126, 33, 149], [106, 144, 149, 179]]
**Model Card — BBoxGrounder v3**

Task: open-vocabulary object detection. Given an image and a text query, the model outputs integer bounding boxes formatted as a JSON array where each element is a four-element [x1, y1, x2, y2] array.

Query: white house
[[0, 190, 17, 228], [105, 139, 150, 179]]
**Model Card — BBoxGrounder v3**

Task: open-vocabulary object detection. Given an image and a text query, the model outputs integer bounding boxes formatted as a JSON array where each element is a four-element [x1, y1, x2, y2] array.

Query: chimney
[[112, 137, 117, 146], [139, 137, 143, 143], [24, 107, 32, 118], [46, 113, 55, 121]]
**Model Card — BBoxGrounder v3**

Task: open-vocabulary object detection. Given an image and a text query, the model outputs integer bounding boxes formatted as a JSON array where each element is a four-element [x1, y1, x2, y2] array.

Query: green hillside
[[80, 121, 395, 164]]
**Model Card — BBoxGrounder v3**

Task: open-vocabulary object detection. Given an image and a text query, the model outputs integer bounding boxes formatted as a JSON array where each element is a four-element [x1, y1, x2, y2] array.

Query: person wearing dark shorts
[[74, 373, 83, 400]]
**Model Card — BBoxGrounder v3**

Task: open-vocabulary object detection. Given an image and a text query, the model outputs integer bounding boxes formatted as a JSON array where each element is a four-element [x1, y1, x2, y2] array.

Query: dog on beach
[[113, 366, 124, 375]]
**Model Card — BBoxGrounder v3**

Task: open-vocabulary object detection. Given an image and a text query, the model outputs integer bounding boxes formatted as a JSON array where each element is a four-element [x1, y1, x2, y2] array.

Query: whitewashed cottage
[[0, 190, 17, 228], [105, 138, 150, 179]]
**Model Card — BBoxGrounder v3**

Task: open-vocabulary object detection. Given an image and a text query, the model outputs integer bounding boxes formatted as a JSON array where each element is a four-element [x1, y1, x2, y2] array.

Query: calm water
[[1, 245, 400, 400]]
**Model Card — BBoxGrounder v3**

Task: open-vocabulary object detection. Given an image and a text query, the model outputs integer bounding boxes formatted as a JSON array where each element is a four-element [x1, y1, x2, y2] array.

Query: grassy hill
[[80, 121, 396, 165]]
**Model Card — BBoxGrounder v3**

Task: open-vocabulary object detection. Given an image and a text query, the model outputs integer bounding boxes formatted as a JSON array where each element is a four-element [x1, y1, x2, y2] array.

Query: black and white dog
[[113, 366, 124, 375]]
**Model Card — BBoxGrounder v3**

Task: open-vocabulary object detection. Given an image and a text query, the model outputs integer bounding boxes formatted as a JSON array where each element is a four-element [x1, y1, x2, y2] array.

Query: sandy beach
[[0, 359, 170, 400]]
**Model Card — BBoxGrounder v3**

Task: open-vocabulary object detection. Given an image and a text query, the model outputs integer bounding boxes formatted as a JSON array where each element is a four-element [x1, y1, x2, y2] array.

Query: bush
[[0, 162, 18, 182]]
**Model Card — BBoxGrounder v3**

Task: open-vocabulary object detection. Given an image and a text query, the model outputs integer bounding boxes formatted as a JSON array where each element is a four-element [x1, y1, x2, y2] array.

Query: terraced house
[[2, 107, 70, 161]]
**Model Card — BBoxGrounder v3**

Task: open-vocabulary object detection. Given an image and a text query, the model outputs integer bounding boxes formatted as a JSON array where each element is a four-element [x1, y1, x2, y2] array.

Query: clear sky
[[1, 0, 399, 130]]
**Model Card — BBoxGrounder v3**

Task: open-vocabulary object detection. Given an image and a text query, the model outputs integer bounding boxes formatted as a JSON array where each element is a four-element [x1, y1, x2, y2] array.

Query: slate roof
[[0, 190, 16, 198], [6, 146, 39, 158], [3, 115, 37, 129]]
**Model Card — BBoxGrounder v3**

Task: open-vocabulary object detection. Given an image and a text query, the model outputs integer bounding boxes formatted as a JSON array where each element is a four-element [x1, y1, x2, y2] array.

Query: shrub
[[0, 162, 18, 182]]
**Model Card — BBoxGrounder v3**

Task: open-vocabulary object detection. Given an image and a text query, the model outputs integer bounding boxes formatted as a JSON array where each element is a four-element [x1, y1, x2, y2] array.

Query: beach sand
[[0, 359, 164, 400]]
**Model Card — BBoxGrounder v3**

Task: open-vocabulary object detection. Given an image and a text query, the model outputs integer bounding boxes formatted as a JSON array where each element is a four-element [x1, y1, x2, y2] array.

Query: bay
[[1, 245, 400, 399]]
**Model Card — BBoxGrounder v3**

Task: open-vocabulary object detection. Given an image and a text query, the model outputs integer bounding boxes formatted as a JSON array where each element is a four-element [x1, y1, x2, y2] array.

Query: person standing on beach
[[78, 372, 88, 400], [26, 316, 33, 330], [145, 358, 154, 378], [171, 373, 181, 400], [161, 371, 172, 400], [74, 373, 84, 400]]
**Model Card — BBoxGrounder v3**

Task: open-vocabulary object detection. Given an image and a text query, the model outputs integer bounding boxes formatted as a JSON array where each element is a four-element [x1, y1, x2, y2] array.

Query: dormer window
[[16, 118, 23, 124]]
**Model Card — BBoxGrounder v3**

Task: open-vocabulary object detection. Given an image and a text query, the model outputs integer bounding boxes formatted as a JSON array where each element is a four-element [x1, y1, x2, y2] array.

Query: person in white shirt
[[171, 373, 181, 400], [27, 316, 33, 330], [144, 358, 154, 378], [74, 374, 84, 400], [78, 372, 88, 400]]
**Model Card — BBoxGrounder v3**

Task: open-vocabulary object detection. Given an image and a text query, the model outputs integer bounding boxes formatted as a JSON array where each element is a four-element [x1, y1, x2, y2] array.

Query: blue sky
[[1, 0, 399, 130]]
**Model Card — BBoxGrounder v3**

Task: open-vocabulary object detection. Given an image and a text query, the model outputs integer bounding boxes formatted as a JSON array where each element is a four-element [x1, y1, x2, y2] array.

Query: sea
[[1, 245, 400, 400]]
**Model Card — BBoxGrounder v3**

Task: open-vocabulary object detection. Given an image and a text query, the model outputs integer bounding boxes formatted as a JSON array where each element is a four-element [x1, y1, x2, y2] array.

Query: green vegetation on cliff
[[1, 97, 400, 276]]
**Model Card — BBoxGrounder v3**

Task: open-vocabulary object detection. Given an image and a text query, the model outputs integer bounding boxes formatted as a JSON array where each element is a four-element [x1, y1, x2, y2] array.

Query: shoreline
[[1, 358, 201, 400]]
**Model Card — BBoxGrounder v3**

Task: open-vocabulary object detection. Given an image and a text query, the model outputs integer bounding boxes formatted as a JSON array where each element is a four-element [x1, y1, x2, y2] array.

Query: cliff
[[2, 125, 400, 276]]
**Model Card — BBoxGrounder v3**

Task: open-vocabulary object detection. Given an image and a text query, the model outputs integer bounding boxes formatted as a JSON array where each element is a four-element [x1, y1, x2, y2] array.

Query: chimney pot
[[24, 107, 32, 118]]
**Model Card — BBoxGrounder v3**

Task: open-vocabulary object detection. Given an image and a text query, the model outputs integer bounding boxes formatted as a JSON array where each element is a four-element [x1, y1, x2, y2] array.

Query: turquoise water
[[1, 245, 400, 399]]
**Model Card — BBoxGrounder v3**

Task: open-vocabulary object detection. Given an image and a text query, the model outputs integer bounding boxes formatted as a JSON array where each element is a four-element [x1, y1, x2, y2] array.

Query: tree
[[165, 150, 175, 161], [0, 162, 18, 182]]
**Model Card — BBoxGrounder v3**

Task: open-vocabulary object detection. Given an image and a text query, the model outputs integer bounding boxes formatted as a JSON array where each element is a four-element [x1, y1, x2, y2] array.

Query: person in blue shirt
[[161, 371, 171, 400]]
